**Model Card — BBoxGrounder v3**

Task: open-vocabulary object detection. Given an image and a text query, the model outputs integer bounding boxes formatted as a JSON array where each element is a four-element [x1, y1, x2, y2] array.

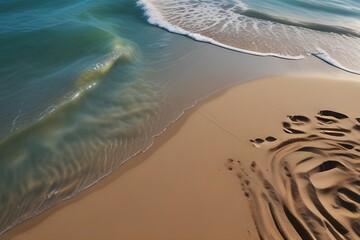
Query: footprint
[[225, 158, 251, 198], [282, 122, 306, 134], [319, 110, 349, 119], [228, 110, 360, 240], [225, 158, 243, 174], [265, 136, 277, 142], [250, 136, 277, 148], [316, 116, 338, 124], [287, 115, 310, 124]]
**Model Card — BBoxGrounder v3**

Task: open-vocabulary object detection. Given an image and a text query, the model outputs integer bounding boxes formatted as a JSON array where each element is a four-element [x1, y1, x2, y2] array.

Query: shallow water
[[0, 0, 359, 235], [139, 0, 360, 74], [0, 0, 173, 232]]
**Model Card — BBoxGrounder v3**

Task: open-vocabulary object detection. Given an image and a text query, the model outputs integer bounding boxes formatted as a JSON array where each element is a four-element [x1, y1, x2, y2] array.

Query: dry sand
[[2, 75, 360, 240]]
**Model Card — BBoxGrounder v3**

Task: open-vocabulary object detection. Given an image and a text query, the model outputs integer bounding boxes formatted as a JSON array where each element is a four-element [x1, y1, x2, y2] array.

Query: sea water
[[0, 0, 173, 232], [0, 0, 359, 234], [139, 0, 360, 73]]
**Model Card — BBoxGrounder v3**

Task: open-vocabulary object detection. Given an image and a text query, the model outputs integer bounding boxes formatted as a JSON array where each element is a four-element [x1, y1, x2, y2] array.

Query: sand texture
[[202, 76, 360, 240], [2, 76, 360, 240]]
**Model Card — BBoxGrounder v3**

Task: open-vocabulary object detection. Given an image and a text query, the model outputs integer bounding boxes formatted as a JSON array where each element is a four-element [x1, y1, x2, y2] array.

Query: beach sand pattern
[[3, 0, 360, 237], [227, 110, 360, 239]]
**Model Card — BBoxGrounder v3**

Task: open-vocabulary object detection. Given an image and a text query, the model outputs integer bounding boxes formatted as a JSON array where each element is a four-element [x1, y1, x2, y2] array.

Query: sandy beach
[[2, 0, 360, 239], [2, 75, 360, 240]]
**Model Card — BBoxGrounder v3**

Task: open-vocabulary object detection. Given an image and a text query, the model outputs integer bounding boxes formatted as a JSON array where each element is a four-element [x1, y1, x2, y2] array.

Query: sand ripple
[[227, 110, 359, 239]]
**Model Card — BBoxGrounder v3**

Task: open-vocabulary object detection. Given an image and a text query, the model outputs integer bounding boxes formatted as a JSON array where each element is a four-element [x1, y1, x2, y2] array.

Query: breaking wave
[[138, 0, 360, 74]]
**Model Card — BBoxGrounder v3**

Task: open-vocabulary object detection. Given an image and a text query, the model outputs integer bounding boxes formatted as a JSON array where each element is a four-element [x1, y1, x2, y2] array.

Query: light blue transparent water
[[0, 0, 180, 232]]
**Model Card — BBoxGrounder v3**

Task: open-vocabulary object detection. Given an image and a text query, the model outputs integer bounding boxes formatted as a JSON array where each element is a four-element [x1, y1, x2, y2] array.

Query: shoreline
[[0, 30, 354, 237], [3, 74, 360, 239], [2, 0, 360, 239], [2, 81, 256, 240], [138, 0, 360, 75]]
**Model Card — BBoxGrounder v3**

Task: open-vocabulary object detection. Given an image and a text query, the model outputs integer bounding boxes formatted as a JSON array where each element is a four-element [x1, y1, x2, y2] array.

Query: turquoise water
[[0, 0, 151, 138], [0, 0, 177, 233], [0, 0, 359, 235]]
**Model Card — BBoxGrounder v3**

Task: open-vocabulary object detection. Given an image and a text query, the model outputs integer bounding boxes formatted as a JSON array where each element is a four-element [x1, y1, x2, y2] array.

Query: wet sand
[[2, 75, 360, 240]]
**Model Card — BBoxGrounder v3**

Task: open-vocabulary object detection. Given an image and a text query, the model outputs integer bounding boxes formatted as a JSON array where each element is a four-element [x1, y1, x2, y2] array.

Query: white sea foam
[[138, 0, 360, 74], [137, 0, 304, 60], [313, 50, 360, 75]]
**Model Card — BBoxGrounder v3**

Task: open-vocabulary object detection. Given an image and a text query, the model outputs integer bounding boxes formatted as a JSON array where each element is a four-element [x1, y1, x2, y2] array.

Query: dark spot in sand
[[266, 136, 277, 142], [336, 195, 358, 213], [284, 166, 291, 177], [320, 131, 345, 137], [288, 115, 310, 123], [338, 188, 360, 204], [251, 161, 257, 168], [316, 116, 338, 124], [319, 110, 348, 119], [353, 125, 360, 131], [353, 180, 360, 187], [338, 143, 354, 150], [283, 122, 305, 134], [317, 160, 345, 172]]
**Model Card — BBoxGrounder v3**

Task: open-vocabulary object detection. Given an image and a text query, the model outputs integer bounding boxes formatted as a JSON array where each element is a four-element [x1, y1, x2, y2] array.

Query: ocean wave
[[234, 7, 360, 38], [137, 0, 304, 60], [76, 39, 135, 91], [138, 0, 360, 74]]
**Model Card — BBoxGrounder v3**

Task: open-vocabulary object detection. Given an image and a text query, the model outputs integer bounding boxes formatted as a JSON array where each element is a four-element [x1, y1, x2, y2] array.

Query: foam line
[[312, 50, 360, 75], [137, 0, 304, 60], [137, 0, 360, 75]]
